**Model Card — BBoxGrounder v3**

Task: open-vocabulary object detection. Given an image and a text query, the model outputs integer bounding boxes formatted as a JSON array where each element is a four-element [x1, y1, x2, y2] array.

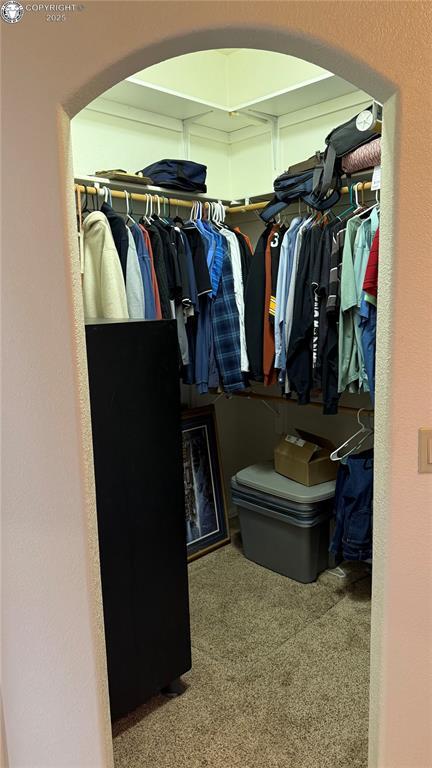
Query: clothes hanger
[[337, 183, 356, 220], [80, 186, 92, 218], [124, 191, 136, 226], [102, 185, 112, 207], [330, 408, 374, 461]]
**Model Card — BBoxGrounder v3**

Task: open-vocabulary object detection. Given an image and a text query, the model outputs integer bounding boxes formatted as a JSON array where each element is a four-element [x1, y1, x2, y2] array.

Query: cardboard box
[[274, 430, 338, 486]]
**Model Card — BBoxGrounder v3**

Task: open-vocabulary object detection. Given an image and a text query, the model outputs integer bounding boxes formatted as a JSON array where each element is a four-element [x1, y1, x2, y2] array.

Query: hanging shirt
[[141, 227, 162, 320], [219, 227, 249, 372], [274, 217, 303, 371], [263, 225, 284, 386], [82, 211, 129, 319], [130, 223, 156, 320], [145, 224, 172, 319], [283, 216, 313, 392], [286, 223, 323, 404], [125, 229, 145, 318], [194, 220, 219, 296], [183, 227, 212, 297], [197, 221, 225, 298], [212, 243, 245, 393], [351, 207, 379, 391], [233, 229, 252, 293], [101, 202, 129, 280], [363, 227, 380, 302], [319, 219, 347, 414], [180, 230, 198, 314], [245, 225, 273, 382], [338, 216, 362, 393]]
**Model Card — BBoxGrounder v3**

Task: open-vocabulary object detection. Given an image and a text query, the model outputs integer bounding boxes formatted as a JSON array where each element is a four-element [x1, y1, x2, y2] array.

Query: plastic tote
[[231, 462, 336, 583]]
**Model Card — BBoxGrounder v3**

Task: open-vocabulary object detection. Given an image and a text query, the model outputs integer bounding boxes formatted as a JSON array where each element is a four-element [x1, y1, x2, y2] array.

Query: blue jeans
[[359, 297, 377, 404], [329, 449, 373, 561]]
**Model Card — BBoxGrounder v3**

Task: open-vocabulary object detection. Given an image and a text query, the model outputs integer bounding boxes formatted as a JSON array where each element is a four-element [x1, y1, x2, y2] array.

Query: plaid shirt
[[212, 242, 245, 393], [202, 221, 225, 298]]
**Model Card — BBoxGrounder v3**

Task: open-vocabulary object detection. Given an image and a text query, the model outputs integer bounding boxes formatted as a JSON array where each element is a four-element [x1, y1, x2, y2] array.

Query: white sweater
[[82, 212, 129, 319]]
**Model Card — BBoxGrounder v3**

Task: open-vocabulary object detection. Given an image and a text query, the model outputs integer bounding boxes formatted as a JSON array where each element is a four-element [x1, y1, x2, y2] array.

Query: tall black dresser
[[85, 319, 191, 721]]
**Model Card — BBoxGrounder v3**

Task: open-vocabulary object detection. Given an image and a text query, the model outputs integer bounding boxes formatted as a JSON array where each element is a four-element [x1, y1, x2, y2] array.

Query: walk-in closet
[[73, 48, 383, 768]]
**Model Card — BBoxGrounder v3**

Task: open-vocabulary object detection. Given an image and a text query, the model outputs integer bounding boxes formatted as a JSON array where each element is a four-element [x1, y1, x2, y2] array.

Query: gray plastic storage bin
[[231, 462, 335, 584]]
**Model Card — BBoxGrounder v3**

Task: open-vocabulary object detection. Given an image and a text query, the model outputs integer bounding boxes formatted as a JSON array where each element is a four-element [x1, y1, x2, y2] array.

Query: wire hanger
[[330, 408, 374, 462]]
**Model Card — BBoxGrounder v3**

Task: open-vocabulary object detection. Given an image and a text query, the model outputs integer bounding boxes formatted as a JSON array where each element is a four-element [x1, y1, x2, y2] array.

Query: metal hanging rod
[[232, 390, 373, 415], [75, 178, 374, 215]]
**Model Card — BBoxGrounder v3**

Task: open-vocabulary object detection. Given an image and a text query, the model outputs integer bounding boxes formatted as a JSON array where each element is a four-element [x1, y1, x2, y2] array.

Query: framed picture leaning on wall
[[181, 405, 230, 561]]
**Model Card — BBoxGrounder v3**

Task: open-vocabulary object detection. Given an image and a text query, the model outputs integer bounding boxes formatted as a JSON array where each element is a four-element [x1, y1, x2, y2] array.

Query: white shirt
[[220, 227, 249, 373], [126, 228, 145, 319]]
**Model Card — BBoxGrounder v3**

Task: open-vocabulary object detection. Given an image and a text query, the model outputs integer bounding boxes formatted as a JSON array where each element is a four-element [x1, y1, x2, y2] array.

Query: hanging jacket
[[130, 223, 156, 320], [82, 211, 129, 319], [286, 225, 323, 403], [125, 229, 145, 318], [263, 225, 284, 386], [183, 227, 212, 297], [244, 225, 273, 382], [141, 227, 162, 320], [317, 219, 345, 414], [101, 202, 129, 280], [145, 224, 172, 319]]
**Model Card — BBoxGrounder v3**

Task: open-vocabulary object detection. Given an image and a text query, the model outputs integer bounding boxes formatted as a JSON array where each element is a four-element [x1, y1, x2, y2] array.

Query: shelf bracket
[[181, 112, 214, 160], [241, 109, 280, 174]]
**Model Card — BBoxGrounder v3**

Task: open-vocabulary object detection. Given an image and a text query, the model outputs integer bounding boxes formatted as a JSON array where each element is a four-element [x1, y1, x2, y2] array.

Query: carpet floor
[[113, 528, 371, 768]]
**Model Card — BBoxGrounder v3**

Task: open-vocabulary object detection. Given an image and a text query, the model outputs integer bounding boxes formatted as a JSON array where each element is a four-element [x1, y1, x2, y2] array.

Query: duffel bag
[[260, 153, 341, 222], [137, 159, 207, 193]]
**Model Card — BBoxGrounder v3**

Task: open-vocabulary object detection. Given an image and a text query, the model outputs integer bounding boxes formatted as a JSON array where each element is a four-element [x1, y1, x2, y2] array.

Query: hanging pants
[[329, 449, 373, 561]]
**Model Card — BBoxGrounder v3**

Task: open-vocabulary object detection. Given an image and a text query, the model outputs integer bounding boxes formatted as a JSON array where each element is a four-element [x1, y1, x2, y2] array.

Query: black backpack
[[313, 104, 382, 197], [260, 152, 342, 222], [137, 159, 207, 193]]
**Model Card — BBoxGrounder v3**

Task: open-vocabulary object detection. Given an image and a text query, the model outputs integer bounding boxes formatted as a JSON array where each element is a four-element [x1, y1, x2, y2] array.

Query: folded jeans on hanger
[[329, 448, 373, 561]]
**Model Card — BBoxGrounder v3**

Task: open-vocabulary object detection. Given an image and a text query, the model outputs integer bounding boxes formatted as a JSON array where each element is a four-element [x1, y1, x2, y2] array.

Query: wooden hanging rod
[[75, 183, 202, 211], [232, 390, 373, 415], [75, 179, 374, 215]]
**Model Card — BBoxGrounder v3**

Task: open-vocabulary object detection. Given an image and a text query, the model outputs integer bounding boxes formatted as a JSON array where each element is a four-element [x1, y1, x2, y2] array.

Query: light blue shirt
[[274, 217, 303, 370]]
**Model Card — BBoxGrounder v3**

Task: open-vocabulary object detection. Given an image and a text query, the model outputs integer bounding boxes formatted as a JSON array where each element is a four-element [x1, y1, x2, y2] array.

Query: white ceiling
[[88, 49, 360, 135]]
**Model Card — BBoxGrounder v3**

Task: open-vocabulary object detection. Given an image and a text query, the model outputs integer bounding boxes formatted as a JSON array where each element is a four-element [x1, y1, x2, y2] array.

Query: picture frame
[[181, 405, 230, 562]]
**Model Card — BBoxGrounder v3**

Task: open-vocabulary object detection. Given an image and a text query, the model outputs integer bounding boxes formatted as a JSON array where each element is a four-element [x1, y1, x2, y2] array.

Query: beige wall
[[72, 90, 369, 201], [71, 107, 231, 199], [1, 3, 432, 768]]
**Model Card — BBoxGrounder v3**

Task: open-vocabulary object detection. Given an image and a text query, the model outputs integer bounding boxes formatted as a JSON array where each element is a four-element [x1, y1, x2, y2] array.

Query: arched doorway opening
[[65, 30, 396, 768]]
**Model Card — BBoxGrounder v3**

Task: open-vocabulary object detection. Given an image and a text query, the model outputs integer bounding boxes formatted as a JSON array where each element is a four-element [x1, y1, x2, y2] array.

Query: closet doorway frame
[[5, 12, 415, 768], [67, 36, 396, 767]]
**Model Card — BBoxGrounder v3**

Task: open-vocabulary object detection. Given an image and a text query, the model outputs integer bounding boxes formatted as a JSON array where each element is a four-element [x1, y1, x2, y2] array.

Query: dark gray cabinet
[[85, 319, 191, 721]]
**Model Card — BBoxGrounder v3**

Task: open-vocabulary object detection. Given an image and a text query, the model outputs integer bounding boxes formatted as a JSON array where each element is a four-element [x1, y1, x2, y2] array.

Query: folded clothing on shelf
[[342, 137, 381, 174]]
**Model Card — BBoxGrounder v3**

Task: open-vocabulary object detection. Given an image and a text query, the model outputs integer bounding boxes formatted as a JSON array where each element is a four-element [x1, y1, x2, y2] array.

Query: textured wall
[[1, 3, 431, 768]]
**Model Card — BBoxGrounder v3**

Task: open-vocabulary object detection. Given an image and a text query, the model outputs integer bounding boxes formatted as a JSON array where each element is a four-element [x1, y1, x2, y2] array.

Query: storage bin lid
[[235, 461, 336, 504]]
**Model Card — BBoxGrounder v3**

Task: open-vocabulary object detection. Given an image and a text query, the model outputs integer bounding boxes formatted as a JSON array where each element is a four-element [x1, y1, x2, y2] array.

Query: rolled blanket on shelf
[[342, 137, 381, 174]]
